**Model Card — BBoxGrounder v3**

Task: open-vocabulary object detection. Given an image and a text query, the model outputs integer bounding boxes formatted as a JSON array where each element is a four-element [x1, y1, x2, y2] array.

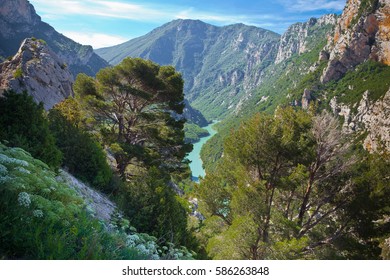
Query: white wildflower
[[14, 167, 31, 174], [32, 209, 44, 218], [18, 192, 31, 208], [0, 164, 8, 175]]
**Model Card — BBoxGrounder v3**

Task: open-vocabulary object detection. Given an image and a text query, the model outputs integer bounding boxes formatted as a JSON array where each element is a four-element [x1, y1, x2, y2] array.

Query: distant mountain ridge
[[96, 19, 281, 120], [0, 0, 108, 77]]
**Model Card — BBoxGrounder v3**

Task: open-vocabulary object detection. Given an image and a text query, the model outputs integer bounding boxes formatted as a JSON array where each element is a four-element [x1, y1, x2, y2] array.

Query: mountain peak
[[0, 38, 74, 110]]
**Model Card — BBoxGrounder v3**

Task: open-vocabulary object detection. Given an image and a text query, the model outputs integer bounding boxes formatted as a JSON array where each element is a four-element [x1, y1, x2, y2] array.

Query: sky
[[28, 0, 346, 49]]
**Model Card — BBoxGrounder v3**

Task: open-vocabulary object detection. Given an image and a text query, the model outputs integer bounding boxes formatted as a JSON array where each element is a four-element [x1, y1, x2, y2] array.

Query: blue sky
[[28, 0, 346, 49]]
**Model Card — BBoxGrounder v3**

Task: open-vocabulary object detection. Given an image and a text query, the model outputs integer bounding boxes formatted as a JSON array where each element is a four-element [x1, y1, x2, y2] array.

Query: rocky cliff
[[275, 14, 338, 64], [330, 88, 390, 152], [0, 0, 108, 77], [321, 0, 390, 83], [0, 38, 74, 110]]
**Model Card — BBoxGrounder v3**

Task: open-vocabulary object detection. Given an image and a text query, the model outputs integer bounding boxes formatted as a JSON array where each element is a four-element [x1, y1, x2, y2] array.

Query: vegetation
[[0, 90, 62, 169], [184, 123, 210, 143], [71, 58, 198, 251], [48, 99, 113, 190], [13, 68, 23, 79], [196, 108, 389, 259], [74, 59, 191, 179], [0, 143, 193, 259]]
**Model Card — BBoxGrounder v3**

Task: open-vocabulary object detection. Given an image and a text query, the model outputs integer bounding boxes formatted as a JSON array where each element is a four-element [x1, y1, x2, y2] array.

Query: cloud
[[278, 0, 345, 12], [61, 31, 128, 48], [30, 0, 170, 21], [30, 0, 278, 26]]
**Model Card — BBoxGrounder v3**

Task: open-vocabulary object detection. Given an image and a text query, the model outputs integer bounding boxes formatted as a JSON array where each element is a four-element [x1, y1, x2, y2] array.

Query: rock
[[0, 38, 74, 110], [319, 50, 330, 61], [321, 0, 390, 83], [330, 89, 390, 152], [275, 14, 337, 64], [0, 0, 108, 76], [357, 90, 390, 152], [57, 170, 117, 222], [302, 88, 313, 109]]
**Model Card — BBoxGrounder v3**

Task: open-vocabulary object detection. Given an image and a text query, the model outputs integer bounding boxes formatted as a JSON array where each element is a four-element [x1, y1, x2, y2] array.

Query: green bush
[[13, 68, 23, 79], [0, 90, 62, 169], [48, 103, 112, 191]]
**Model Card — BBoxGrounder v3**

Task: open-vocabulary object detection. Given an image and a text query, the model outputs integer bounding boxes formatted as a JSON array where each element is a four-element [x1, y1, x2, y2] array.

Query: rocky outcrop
[[302, 89, 313, 110], [321, 0, 390, 83], [58, 170, 117, 222], [330, 89, 390, 152], [0, 38, 74, 110], [0, 0, 108, 76], [275, 14, 337, 64]]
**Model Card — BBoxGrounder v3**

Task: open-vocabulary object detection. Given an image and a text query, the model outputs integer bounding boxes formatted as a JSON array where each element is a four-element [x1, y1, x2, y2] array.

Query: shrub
[[48, 101, 112, 190], [0, 90, 62, 169]]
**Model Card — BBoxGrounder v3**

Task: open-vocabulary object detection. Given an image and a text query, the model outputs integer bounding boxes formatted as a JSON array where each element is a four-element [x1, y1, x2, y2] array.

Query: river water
[[186, 122, 217, 182]]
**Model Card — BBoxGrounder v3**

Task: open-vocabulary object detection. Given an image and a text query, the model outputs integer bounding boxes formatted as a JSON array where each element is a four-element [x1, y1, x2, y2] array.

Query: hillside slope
[[97, 19, 280, 120]]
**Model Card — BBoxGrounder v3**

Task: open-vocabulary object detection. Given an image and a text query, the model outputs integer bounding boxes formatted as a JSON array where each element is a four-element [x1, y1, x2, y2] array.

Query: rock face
[[0, 38, 74, 110], [0, 0, 108, 77], [321, 0, 390, 83], [275, 14, 338, 64], [58, 170, 117, 222], [330, 89, 390, 152]]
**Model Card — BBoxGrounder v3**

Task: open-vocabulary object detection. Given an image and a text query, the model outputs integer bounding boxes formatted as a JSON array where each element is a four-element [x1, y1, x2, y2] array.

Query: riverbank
[[186, 122, 218, 182]]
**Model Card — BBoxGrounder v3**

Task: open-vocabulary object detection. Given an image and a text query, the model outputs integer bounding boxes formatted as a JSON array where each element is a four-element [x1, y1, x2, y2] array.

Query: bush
[[0, 90, 62, 169], [48, 101, 112, 191]]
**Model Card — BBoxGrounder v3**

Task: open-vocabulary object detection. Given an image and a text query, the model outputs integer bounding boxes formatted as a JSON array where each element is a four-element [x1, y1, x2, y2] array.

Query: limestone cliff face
[[321, 0, 390, 83], [0, 0, 108, 76], [275, 14, 337, 64], [0, 38, 74, 110], [330, 89, 390, 152]]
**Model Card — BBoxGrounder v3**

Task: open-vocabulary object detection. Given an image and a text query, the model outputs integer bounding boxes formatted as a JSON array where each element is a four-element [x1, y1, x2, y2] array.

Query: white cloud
[[61, 31, 128, 48], [278, 0, 345, 12], [30, 0, 278, 26]]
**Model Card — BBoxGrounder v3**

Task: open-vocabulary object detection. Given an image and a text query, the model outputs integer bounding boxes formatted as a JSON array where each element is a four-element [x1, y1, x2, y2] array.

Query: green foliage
[[13, 68, 23, 79], [0, 143, 145, 260], [0, 90, 62, 169], [48, 99, 112, 191], [332, 150, 390, 259], [196, 108, 365, 259], [325, 61, 390, 109], [118, 167, 191, 246], [184, 123, 210, 143], [75, 58, 190, 179]]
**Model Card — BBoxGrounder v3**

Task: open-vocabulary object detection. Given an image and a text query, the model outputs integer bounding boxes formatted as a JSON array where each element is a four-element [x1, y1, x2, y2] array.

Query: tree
[[196, 108, 355, 259], [74, 58, 191, 178], [48, 99, 112, 190], [0, 90, 62, 169]]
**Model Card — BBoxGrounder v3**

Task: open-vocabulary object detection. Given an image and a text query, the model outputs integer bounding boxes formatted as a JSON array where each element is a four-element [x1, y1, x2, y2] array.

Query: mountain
[[0, 38, 73, 110], [201, 0, 390, 171], [0, 0, 108, 77], [96, 19, 280, 120], [321, 0, 390, 83]]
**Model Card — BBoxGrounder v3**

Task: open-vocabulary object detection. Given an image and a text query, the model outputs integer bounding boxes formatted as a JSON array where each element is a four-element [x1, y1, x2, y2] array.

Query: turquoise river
[[186, 122, 217, 182]]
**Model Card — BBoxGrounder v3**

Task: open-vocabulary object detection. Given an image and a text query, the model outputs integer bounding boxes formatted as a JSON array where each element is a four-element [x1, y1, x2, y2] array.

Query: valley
[[0, 0, 389, 261]]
